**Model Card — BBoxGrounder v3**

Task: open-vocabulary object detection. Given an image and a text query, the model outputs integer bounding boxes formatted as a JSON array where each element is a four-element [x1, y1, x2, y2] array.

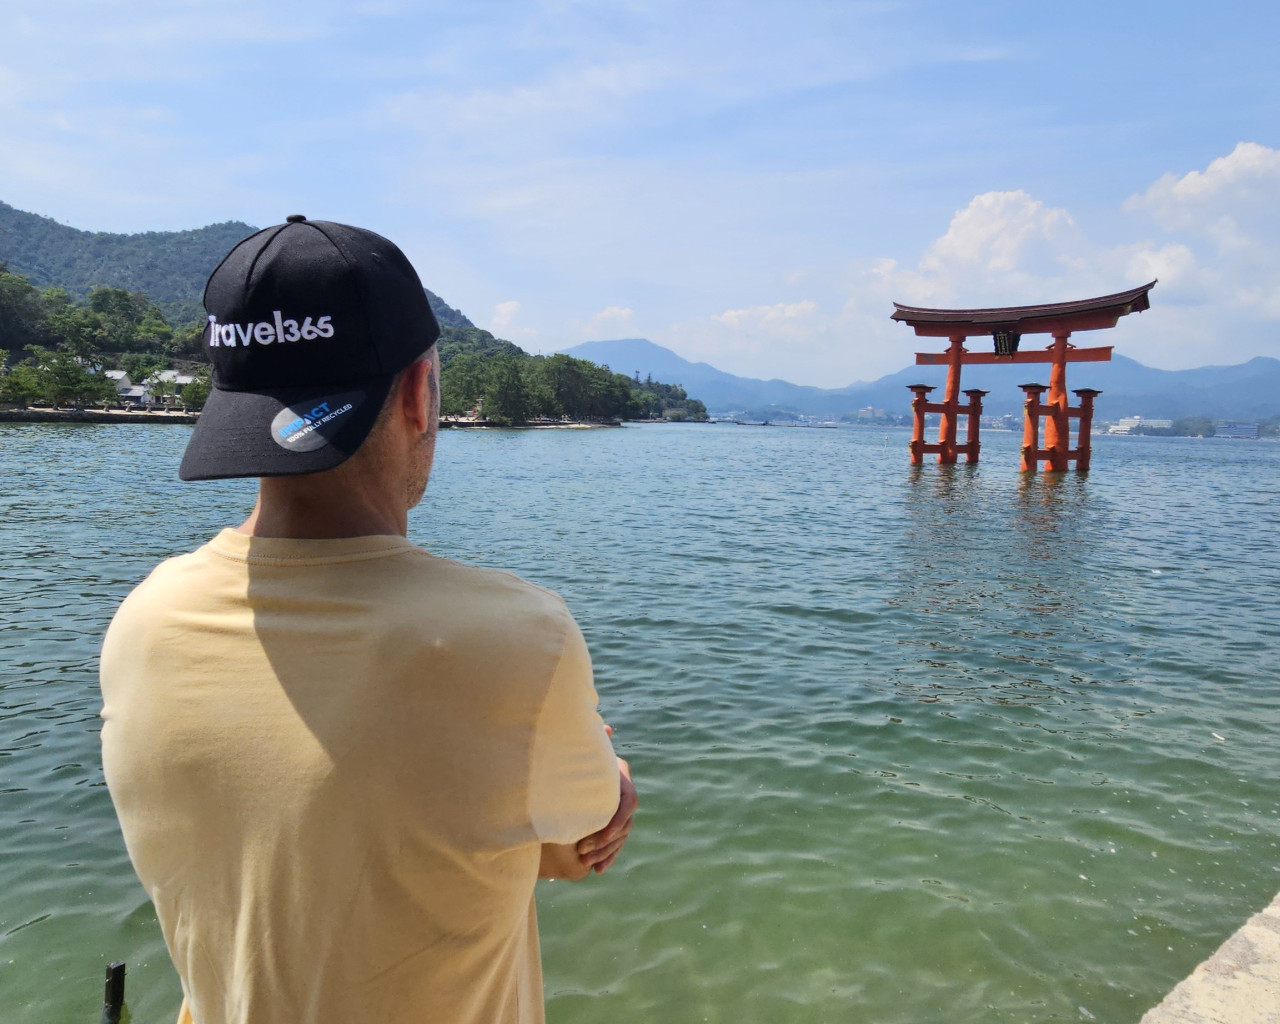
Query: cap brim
[[179, 374, 396, 481]]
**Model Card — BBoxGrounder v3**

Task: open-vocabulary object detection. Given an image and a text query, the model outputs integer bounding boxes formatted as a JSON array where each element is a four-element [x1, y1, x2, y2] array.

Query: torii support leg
[[1020, 383, 1048, 472], [1043, 333, 1071, 471], [908, 384, 934, 465], [962, 388, 988, 464], [1073, 388, 1100, 472], [936, 336, 964, 464]]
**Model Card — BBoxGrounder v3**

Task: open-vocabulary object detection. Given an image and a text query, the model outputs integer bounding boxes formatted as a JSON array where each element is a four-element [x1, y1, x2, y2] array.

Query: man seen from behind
[[99, 216, 637, 1024]]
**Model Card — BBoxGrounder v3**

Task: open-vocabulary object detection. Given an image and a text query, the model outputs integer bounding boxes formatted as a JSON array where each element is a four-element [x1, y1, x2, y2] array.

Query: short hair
[[368, 350, 438, 437]]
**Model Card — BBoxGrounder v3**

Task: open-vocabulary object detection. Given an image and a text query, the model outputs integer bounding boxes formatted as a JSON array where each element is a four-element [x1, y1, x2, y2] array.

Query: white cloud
[[488, 300, 538, 339], [659, 145, 1280, 384], [585, 304, 636, 337], [922, 190, 1075, 276], [1126, 142, 1280, 246], [490, 300, 520, 330], [1123, 141, 1280, 318], [869, 149, 1280, 368], [713, 300, 817, 330]]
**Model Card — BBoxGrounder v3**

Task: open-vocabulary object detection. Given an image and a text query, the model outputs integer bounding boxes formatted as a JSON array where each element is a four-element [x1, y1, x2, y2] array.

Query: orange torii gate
[[890, 281, 1155, 472]]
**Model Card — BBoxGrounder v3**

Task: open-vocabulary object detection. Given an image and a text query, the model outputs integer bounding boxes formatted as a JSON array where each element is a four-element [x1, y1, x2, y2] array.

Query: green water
[[2, 422, 1278, 1023]]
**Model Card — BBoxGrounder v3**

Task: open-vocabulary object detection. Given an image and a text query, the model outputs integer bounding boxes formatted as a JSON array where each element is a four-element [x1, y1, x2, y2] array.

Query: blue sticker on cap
[[270, 391, 366, 452]]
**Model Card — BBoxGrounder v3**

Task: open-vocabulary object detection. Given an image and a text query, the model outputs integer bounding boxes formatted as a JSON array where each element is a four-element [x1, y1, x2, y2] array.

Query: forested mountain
[[0, 202, 476, 335], [438, 325, 522, 365], [0, 202, 255, 326], [427, 291, 473, 330], [0, 201, 707, 421]]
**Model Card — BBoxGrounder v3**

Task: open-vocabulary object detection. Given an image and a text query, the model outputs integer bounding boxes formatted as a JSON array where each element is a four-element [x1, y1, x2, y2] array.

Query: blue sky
[[1, 0, 1277, 383]]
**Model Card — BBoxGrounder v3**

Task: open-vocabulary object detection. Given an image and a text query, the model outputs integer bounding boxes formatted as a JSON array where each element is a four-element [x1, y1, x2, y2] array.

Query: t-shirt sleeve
[[528, 618, 620, 845]]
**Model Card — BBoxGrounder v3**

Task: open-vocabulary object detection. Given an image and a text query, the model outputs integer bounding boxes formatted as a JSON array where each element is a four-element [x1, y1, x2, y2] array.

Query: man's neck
[[238, 475, 408, 539]]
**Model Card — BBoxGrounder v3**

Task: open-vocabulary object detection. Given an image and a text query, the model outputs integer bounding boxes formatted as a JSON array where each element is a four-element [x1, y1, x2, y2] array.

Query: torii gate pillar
[[937, 336, 964, 462], [1043, 333, 1071, 472]]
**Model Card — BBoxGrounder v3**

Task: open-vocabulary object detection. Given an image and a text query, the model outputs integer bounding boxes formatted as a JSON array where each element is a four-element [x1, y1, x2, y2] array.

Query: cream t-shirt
[[100, 529, 619, 1024]]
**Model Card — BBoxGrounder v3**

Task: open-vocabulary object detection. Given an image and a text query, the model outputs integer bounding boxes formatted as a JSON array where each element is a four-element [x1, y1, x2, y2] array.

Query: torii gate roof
[[892, 280, 1156, 337]]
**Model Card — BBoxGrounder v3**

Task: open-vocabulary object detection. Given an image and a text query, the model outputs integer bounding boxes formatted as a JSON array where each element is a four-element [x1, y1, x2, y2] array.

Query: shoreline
[[438, 418, 620, 429], [0, 409, 623, 429]]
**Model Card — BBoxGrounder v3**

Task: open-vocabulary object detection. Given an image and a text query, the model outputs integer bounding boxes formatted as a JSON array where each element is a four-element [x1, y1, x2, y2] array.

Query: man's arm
[[539, 755, 636, 880]]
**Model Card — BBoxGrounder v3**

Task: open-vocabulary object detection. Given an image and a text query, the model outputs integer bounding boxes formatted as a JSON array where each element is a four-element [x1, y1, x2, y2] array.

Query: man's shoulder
[[417, 553, 565, 604], [100, 551, 216, 673], [399, 551, 574, 629], [114, 544, 216, 606], [111, 536, 577, 642]]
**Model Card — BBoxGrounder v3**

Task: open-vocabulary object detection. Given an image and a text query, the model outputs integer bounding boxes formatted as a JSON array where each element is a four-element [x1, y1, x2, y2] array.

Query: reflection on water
[[3, 424, 1279, 1024]]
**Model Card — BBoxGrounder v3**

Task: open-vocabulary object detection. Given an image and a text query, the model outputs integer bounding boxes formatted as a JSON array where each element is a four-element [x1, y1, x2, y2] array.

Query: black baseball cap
[[178, 215, 440, 481]]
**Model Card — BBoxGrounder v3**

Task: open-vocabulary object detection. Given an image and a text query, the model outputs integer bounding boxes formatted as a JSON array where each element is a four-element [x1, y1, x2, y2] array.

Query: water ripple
[[3, 423, 1279, 1023]]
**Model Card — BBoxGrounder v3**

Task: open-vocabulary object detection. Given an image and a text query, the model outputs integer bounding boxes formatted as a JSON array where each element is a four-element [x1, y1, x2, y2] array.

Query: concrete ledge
[[0, 408, 198, 424], [1141, 890, 1280, 1024]]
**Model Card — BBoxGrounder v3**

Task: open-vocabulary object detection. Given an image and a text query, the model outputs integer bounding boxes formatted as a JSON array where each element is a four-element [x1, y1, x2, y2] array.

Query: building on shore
[[1215, 421, 1260, 439], [1109, 416, 1172, 435], [101, 369, 197, 409]]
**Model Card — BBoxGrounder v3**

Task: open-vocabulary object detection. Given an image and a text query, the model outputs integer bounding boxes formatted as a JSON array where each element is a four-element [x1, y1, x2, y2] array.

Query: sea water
[[2, 422, 1278, 1023]]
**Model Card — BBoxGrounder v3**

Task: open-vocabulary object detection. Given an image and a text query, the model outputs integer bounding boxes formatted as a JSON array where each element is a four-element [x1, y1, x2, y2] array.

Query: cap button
[[286, 214, 307, 223]]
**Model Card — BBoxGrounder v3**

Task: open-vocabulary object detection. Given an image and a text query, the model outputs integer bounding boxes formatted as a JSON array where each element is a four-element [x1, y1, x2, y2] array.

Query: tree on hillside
[[0, 266, 51, 354], [527, 354, 643, 421], [426, 289, 474, 329], [0, 201, 254, 326], [1, 345, 116, 408], [87, 287, 173, 353], [536, 354, 591, 418], [437, 325, 527, 367], [38, 286, 177, 366], [121, 353, 169, 384], [483, 355, 538, 426], [169, 320, 208, 360], [146, 371, 182, 409], [1173, 417, 1215, 437], [0, 359, 42, 405], [43, 305, 107, 362], [181, 373, 212, 411], [439, 352, 489, 417]]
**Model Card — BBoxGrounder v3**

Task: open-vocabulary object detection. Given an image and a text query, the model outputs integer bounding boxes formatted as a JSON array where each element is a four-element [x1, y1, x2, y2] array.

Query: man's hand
[[537, 725, 637, 881], [576, 755, 636, 875]]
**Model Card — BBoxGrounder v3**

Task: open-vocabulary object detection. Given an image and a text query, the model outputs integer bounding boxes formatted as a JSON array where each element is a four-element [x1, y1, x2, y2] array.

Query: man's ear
[[398, 358, 432, 434]]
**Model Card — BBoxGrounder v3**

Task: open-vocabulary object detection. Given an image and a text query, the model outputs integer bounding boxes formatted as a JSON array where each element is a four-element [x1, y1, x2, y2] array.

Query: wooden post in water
[[937, 337, 965, 464], [1020, 383, 1048, 472], [101, 961, 125, 1024], [962, 388, 988, 464], [1073, 388, 1101, 472], [908, 384, 934, 465], [1043, 333, 1072, 471]]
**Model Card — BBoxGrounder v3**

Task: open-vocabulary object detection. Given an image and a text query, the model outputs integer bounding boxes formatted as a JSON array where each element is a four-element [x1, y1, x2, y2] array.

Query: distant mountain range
[[4, 200, 1274, 420], [562, 338, 1280, 421]]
